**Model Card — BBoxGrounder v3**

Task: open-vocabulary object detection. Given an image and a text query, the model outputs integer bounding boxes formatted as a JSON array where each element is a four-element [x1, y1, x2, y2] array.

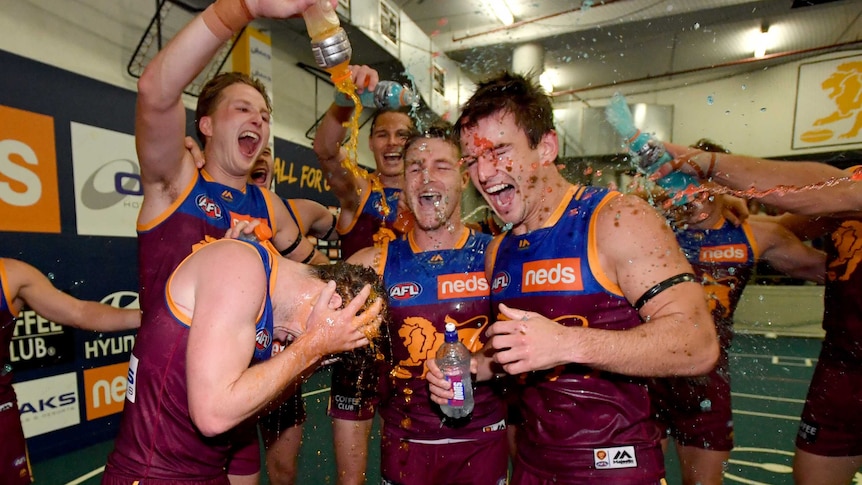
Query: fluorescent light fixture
[[488, 0, 514, 26], [539, 69, 555, 93], [754, 24, 770, 58]]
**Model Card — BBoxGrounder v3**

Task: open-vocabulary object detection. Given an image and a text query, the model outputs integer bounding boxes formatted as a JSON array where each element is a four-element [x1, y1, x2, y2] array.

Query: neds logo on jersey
[[390, 282, 421, 300], [699, 244, 747, 263], [437, 272, 488, 300], [523, 258, 583, 293]]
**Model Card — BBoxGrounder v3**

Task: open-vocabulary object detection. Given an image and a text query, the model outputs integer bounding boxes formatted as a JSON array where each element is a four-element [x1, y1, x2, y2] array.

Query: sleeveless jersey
[[822, 218, 862, 365], [136, 169, 278, 322], [105, 240, 277, 481], [0, 260, 18, 396], [486, 185, 659, 469], [378, 228, 505, 441], [674, 218, 758, 348], [338, 184, 402, 259]]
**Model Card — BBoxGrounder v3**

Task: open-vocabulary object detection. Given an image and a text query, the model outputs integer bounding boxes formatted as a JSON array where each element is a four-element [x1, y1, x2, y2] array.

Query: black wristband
[[634, 273, 698, 311], [279, 232, 303, 257], [321, 213, 338, 241]]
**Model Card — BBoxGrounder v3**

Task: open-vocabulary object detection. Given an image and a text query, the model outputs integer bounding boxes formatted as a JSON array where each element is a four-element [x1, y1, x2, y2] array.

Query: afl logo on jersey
[[491, 271, 511, 294], [256, 329, 272, 352], [389, 282, 421, 300], [196, 194, 223, 220]]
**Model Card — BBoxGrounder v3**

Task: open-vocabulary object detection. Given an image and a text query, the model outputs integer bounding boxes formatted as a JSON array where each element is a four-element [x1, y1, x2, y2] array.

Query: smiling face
[[459, 110, 558, 231], [249, 146, 274, 189], [199, 82, 271, 177], [403, 136, 463, 232], [368, 111, 414, 179]]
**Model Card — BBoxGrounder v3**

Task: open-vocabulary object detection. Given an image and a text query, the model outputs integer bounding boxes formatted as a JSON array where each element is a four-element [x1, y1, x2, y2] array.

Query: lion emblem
[[391, 314, 488, 379], [801, 61, 862, 142]]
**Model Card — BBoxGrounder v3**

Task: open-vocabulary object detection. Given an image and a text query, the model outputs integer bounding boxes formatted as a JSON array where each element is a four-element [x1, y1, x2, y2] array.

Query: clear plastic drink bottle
[[436, 322, 474, 419]]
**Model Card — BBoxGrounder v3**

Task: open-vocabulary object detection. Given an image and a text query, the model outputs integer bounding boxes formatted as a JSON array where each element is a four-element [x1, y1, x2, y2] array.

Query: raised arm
[[663, 142, 862, 217], [750, 219, 826, 284], [289, 198, 338, 240], [5, 258, 140, 332], [312, 66, 378, 221], [136, 0, 321, 223]]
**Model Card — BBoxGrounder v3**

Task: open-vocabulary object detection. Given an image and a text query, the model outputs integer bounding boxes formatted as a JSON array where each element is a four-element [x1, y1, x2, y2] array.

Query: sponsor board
[[0, 104, 60, 233], [83, 362, 129, 420], [70, 122, 140, 237], [9, 310, 74, 370], [13, 372, 80, 438]]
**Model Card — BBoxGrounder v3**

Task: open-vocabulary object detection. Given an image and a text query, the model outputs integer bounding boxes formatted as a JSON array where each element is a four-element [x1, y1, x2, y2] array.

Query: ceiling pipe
[[452, 0, 627, 43], [549, 39, 862, 98]]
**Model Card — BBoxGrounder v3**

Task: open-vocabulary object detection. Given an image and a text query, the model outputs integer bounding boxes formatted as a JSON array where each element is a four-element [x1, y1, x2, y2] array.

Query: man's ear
[[199, 116, 214, 138], [539, 130, 560, 166], [328, 291, 343, 310]]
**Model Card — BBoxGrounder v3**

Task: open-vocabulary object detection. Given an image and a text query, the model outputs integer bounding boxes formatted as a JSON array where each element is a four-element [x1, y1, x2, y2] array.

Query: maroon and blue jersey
[[674, 218, 758, 348], [0, 260, 17, 394], [822, 218, 862, 365], [136, 169, 279, 322], [338, 184, 402, 259], [104, 238, 278, 481], [377, 228, 506, 441], [650, 218, 759, 452], [487, 185, 662, 478]]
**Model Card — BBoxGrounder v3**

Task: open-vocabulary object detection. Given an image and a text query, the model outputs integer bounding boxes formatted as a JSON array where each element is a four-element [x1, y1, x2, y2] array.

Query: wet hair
[[369, 107, 415, 136], [311, 261, 387, 320], [691, 138, 731, 153], [455, 71, 554, 149], [195, 72, 272, 147], [403, 121, 456, 154]]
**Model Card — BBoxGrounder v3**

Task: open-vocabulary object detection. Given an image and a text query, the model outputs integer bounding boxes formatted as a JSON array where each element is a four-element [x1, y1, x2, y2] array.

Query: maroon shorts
[[796, 359, 862, 456], [328, 348, 379, 421], [258, 383, 306, 433], [649, 352, 733, 451], [225, 421, 260, 476], [0, 394, 30, 485], [101, 466, 229, 485], [380, 431, 509, 485], [512, 443, 665, 485]]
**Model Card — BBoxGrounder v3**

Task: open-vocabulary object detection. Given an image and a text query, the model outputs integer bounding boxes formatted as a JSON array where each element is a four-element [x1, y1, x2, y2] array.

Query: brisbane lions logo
[[828, 220, 862, 281], [801, 61, 862, 143], [391, 315, 489, 379], [700, 274, 738, 318]]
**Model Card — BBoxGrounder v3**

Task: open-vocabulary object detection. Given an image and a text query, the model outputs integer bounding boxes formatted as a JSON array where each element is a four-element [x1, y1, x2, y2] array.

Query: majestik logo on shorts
[[594, 445, 638, 469]]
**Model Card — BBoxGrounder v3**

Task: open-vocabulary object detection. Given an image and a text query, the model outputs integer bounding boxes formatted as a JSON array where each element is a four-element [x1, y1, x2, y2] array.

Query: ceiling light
[[488, 0, 514, 26], [753, 24, 770, 58], [539, 70, 555, 93]]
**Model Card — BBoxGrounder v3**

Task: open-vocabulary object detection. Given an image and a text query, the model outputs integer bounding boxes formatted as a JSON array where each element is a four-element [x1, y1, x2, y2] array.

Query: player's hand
[[485, 304, 574, 375], [347, 65, 380, 94], [653, 142, 709, 181], [301, 282, 383, 357], [721, 195, 750, 226], [185, 136, 206, 169]]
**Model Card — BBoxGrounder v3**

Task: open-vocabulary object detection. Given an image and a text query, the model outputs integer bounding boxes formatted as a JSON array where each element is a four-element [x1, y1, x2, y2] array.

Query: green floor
[[31, 334, 858, 484]]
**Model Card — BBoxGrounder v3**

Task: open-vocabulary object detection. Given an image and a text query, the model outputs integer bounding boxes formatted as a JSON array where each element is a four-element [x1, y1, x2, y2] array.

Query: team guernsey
[[651, 218, 758, 451], [377, 228, 506, 440], [136, 169, 278, 320], [0, 260, 32, 485], [338, 184, 403, 259], [104, 239, 278, 483], [486, 185, 664, 483], [797, 217, 862, 455], [376, 228, 508, 485]]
